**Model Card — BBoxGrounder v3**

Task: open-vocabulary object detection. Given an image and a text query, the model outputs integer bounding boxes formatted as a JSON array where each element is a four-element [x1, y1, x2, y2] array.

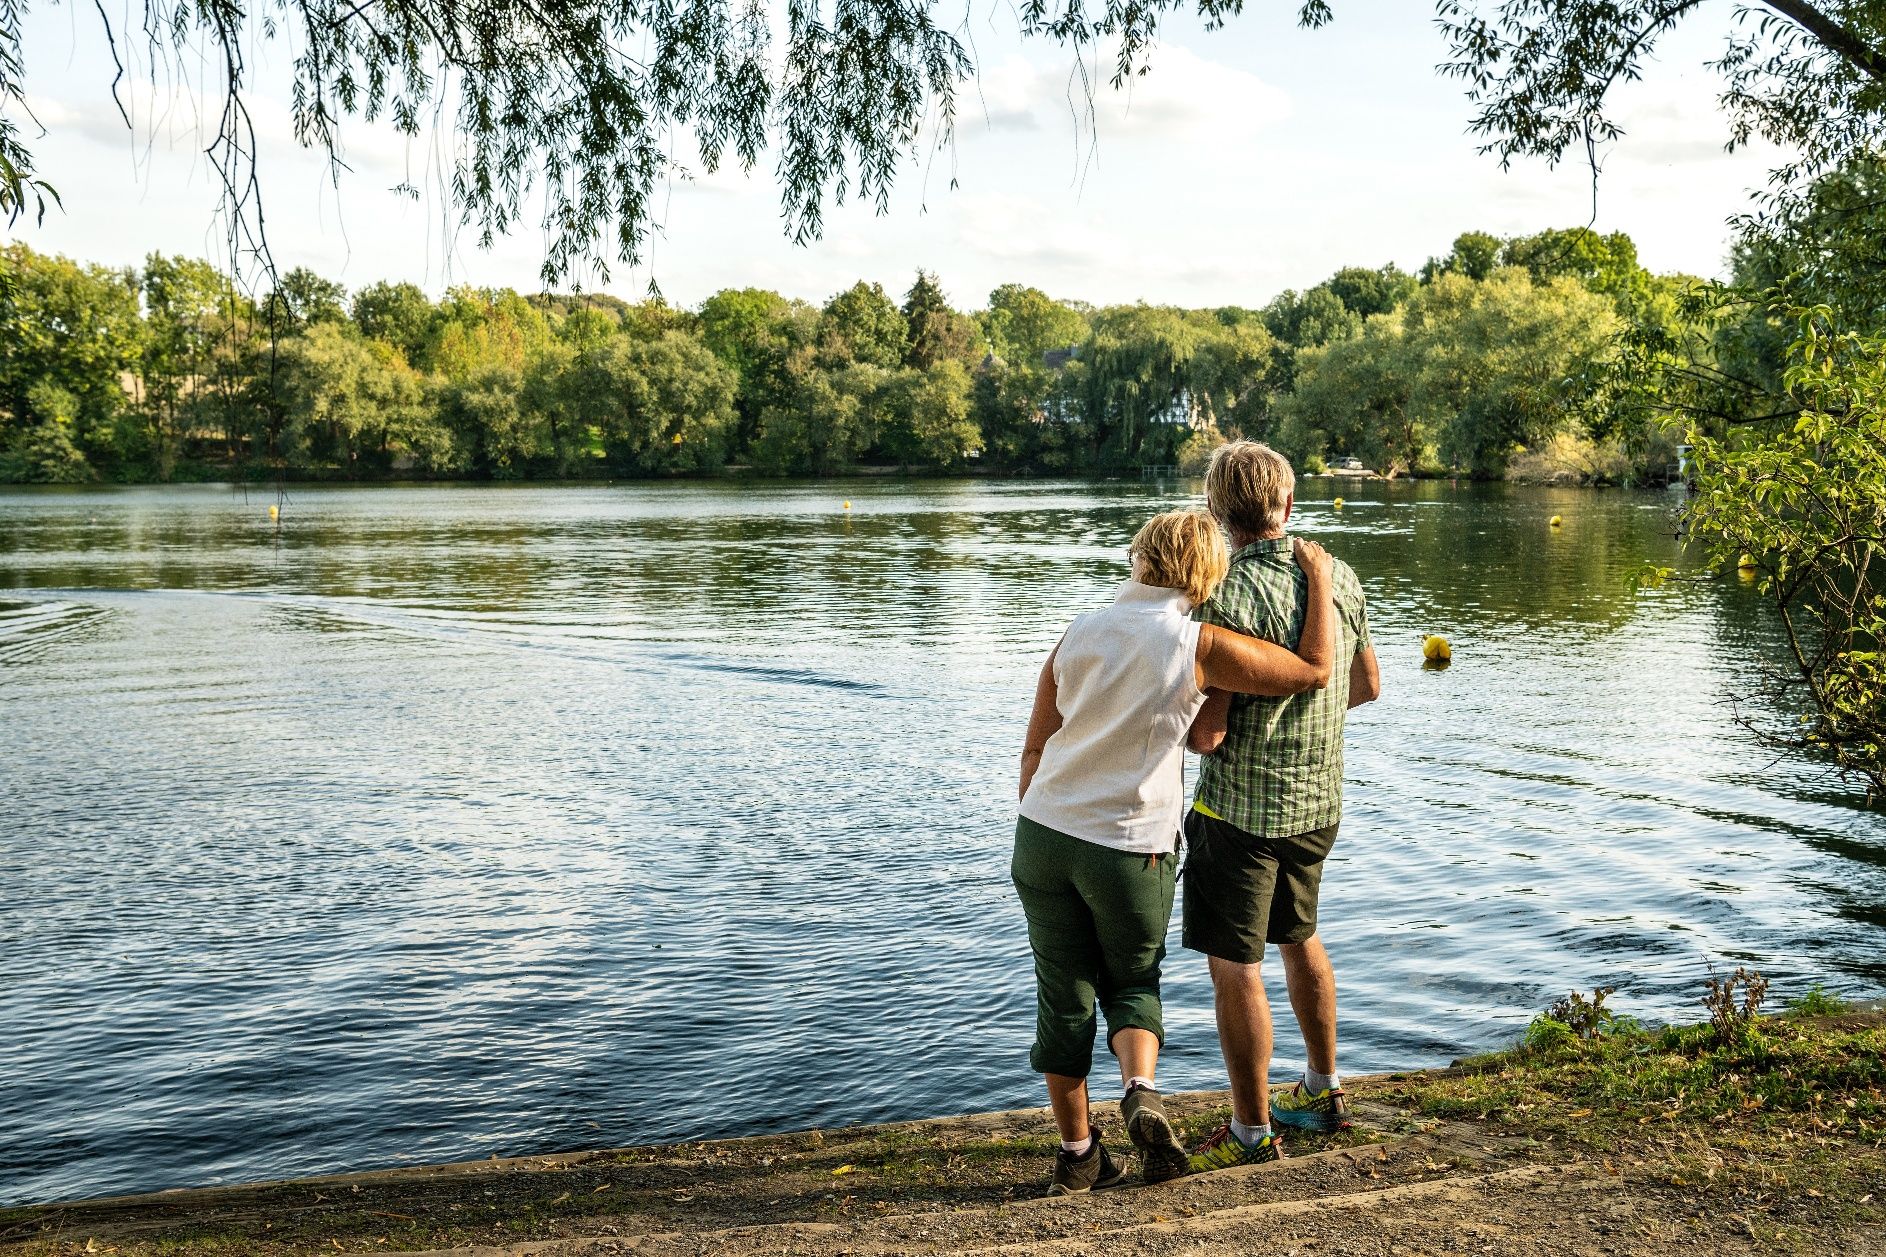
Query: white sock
[[1060, 1135, 1094, 1156], [1305, 1068, 1340, 1094], [1124, 1075, 1156, 1094], [1229, 1119, 1272, 1147]]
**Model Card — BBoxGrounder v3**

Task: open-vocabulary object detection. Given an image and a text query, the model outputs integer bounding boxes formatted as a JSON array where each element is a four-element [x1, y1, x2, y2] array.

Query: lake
[[1, 478, 1882, 1206]]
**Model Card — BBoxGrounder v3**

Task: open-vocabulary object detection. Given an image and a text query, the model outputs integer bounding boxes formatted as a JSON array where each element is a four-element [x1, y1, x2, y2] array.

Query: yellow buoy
[[268, 504, 279, 521], [1332, 497, 1345, 510], [1738, 554, 1758, 572], [1549, 514, 1563, 528], [843, 501, 851, 511], [1423, 634, 1451, 662]]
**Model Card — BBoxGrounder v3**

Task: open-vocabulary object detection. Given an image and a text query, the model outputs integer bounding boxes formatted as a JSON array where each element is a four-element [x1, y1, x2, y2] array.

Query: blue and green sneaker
[[1186, 1124, 1284, 1173], [1269, 1081, 1351, 1133]]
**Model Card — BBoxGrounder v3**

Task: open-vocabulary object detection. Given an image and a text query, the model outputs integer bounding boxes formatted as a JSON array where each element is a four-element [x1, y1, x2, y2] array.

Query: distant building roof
[[1042, 346, 1080, 370]]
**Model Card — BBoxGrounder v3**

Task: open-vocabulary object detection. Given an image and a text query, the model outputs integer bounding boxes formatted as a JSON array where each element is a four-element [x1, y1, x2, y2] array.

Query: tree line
[[0, 230, 1704, 486]]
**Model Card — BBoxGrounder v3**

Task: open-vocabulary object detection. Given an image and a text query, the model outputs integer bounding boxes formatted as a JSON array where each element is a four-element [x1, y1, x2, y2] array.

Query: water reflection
[[0, 478, 1881, 1206]]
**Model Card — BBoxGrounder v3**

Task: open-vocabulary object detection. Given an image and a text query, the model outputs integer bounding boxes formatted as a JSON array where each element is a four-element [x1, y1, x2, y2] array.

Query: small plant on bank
[[1787, 984, 1853, 1017], [1704, 965, 1770, 1047], [1522, 985, 1637, 1050]]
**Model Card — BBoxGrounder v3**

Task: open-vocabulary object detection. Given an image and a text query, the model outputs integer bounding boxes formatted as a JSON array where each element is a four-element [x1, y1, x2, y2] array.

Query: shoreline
[[5, 1007, 1881, 1256]]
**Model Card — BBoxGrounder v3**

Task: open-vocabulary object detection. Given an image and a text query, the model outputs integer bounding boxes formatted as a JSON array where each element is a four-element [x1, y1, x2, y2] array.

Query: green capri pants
[[1010, 815, 1177, 1079]]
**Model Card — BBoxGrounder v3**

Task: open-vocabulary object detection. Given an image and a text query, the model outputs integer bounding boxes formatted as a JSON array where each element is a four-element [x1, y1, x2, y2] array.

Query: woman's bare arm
[[1188, 688, 1232, 754], [1193, 538, 1337, 697], [1019, 645, 1063, 801]]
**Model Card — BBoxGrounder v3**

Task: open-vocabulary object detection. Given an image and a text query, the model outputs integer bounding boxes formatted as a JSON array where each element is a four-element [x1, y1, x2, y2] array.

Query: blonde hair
[[1205, 441, 1296, 539], [1130, 509, 1230, 607]]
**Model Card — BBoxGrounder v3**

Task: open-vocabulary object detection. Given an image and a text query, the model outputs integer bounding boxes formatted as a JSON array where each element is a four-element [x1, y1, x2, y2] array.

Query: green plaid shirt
[[1193, 535, 1371, 838]]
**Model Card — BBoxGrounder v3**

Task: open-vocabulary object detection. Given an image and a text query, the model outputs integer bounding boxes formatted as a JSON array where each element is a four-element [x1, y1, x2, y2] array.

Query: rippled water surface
[[2, 479, 1883, 1205]]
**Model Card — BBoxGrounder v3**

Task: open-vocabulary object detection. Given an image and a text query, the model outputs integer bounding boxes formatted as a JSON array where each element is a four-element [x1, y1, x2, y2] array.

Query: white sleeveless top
[[1019, 581, 1205, 854]]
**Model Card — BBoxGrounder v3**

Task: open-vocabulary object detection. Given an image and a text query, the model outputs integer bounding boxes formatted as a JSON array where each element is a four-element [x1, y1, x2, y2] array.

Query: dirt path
[[7, 1073, 1881, 1256]]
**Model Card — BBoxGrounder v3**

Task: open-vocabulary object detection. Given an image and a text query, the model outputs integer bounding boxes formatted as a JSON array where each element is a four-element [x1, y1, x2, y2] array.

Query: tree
[[1, 381, 93, 482], [0, 244, 142, 474], [442, 367, 538, 477], [880, 361, 979, 468], [750, 359, 891, 475], [1673, 311, 1886, 798], [429, 287, 553, 380], [594, 332, 739, 474], [274, 321, 447, 475], [1079, 304, 1205, 466], [139, 253, 256, 479], [822, 282, 909, 369], [1500, 229, 1650, 312], [902, 272, 982, 369], [1278, 313, 1421, 476], [1280, 268, 1620, 477], [263, 267, 349, 333], [1421, 230, 1502, 282], [1324, 265, 1417, 319], [352, 282, 437, 365], [982, 284, 1089, 364]]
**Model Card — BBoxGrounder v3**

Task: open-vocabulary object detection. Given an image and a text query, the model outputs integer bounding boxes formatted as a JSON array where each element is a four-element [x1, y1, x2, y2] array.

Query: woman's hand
[[1293, 536, 1333, 583]]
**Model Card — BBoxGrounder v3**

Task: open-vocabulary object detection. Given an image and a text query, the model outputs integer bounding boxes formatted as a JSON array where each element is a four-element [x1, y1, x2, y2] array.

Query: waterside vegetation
[[2, 229, 1704, 489]]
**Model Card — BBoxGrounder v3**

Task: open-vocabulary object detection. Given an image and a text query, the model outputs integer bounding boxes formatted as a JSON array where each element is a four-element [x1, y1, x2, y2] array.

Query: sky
[[3, 0, 1783, 312]]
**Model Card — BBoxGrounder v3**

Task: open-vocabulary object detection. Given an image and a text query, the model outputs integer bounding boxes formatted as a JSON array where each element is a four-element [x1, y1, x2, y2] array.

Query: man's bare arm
[[1188, 688, 1232, 754], [1348, 646, 1381, 708]]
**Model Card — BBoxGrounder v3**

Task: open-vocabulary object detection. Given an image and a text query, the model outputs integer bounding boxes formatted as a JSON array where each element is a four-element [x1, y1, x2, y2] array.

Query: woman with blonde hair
[[1015, 508, 1334, 1195]]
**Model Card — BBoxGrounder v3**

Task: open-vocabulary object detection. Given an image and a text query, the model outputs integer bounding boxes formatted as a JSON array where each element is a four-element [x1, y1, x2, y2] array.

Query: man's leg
[[1266, 826, 1350, 1132], [1207, 955, 1273, 1128], [1278, 935, 1336, 1077]]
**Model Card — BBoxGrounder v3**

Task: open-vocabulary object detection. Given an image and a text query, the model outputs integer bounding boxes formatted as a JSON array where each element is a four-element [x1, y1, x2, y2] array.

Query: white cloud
[[965, 45, 1291, 150]]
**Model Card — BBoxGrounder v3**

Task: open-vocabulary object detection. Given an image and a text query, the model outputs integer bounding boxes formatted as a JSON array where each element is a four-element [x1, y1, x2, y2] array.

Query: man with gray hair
[[1182, 440, 1381, 1171]]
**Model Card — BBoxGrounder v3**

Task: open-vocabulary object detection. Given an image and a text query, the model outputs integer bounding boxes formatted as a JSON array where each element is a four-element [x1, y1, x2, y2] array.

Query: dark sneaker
[[1121, 1084, 1189, 1184], [1187, 1124, 1285, 1174], [1270, 1081, 1351, 1134], [1047, 1134, 1126, 1197]]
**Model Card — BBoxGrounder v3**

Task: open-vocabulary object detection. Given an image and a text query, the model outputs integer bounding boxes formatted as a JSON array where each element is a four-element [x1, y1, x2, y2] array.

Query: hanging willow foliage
[[0, 0, 1340, 284]]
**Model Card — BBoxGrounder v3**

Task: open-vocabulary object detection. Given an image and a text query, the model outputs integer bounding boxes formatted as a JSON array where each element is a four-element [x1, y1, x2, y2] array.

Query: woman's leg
[[1012, 818, 1104, 1143], [1083, 850, 1178, 1078]]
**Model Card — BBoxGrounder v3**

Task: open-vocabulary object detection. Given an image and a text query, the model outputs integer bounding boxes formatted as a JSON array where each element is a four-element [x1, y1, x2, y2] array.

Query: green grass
[[1380, 1008, 1886, 1180]]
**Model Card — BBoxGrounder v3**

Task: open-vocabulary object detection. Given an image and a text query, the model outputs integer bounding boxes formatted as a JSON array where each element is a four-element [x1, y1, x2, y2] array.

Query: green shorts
[[1011, 815, 1176, 1079], [1181, 808, 1339, 964]]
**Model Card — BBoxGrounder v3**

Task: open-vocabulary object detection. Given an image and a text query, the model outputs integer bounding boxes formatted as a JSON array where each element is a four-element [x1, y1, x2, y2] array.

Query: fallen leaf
[[549, 1192, 572, 1206], [591, 1183, 612, 1194], [832, 1164, 856, 1176], [1568, 1108, 1593, 1119]]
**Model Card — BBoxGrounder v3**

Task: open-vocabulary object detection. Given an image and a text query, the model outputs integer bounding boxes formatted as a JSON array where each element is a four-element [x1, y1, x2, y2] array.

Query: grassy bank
[[3, 997, 1880, 1256]]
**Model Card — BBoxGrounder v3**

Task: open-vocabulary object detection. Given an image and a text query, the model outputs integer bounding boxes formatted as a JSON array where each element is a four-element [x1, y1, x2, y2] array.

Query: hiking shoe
[[1187, 1124, 1284, 1174], [1120, 1084, 1189, 1184], [1047, 1133, 1126, 1197], [1270, 1081, 1352, 1134]]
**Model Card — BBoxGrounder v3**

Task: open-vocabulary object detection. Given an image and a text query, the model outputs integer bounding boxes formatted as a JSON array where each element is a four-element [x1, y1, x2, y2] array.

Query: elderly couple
[[1015, 440, 1381, 1194]]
